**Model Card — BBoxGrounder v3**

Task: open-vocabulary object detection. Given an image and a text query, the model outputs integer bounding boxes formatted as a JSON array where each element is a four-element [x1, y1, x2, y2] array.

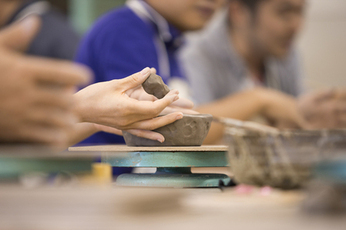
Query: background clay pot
[[225, 128, 346, 189], [123, 114, 213, 146]]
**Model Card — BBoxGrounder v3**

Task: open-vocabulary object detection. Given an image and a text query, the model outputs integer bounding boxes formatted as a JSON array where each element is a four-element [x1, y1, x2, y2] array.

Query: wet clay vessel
[[142, 73, 170, 99], [123, 114, 213, 146]]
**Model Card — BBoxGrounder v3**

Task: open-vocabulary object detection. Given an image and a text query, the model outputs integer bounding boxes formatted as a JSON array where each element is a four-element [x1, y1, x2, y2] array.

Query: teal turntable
[[70, 145, 230, 188]]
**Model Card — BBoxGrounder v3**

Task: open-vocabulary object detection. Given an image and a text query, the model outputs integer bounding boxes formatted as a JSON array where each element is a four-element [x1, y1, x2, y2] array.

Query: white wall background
[[298, 0, 346, 90]]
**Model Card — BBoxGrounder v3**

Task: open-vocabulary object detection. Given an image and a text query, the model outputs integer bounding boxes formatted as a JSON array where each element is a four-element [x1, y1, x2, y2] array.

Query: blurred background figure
[[183, 0, 306, 103], [181, 0, 346, 143], [0, 0, 80, 60]]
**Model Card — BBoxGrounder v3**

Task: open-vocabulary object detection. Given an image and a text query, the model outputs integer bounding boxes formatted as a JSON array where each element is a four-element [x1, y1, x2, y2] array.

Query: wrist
[[73, 93, 88, 122]]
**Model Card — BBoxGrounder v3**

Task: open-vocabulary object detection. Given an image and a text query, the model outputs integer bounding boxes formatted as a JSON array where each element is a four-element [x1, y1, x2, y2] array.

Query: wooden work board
[[69, 145, 229, 152]]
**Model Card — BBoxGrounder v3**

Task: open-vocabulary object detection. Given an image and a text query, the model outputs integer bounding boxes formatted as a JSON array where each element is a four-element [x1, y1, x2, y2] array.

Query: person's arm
[[198, 88, 308, 144], [66, 122, 126, 147]]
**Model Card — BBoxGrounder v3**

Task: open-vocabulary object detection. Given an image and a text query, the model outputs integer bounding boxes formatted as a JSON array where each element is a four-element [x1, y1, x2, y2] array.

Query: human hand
[[0, 17, 91, 146], [298, 89, 346, 129], [257, 88, 308, 129], [126, 68, 198, 115], [74, 68, 184, 142]]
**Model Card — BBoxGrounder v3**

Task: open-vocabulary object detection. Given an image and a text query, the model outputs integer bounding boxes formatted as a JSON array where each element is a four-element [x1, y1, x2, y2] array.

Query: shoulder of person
[[38, 10, 80, 41], [85, 6, 153, 45]]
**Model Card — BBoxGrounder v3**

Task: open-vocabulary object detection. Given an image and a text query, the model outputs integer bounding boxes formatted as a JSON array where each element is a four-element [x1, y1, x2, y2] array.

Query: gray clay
[[142, 73, 170, 99], [123, 114, 213, 146]]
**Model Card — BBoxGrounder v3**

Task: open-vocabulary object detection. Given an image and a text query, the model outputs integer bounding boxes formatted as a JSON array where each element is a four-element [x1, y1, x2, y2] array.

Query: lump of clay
[[142, 73, 170, 99], [123, 114, 213, 146]]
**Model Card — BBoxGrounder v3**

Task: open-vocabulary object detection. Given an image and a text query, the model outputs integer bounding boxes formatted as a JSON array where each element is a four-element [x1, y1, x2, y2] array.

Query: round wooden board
[[69, 145, 228, 152]]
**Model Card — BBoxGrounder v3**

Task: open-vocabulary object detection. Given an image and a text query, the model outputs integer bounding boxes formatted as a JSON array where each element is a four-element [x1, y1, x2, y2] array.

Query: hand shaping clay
[[131, 73, 213, 146], [142, 73, 170, 99], [123, 114, 213, 146]]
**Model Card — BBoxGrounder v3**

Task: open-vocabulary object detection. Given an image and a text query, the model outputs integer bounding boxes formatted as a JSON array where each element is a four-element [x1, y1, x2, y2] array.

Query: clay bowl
[[224, 128, 346, 189], [123, 114, 213, 146]]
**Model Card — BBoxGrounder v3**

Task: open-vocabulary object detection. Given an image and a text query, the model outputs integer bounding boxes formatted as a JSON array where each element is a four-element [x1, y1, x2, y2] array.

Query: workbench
[[0, 185, 345, 230]]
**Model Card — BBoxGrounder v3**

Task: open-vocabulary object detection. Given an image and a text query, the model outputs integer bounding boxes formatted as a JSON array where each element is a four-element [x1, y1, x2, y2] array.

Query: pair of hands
[[0, 17, 193, 147], [250, 88, 346, 130]]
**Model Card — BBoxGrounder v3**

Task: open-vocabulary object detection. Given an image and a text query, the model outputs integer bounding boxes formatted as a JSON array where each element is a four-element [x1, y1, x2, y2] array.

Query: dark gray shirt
[[181, 12, 304, 105], [5, 0, 80, 60]]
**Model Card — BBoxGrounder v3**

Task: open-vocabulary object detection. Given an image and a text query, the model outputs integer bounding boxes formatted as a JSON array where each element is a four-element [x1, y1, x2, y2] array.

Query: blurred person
[[76, 0, 224, 145], [0, 16, 185, 148], [182, 0, 346, 143], [0, 0, 80, 60]]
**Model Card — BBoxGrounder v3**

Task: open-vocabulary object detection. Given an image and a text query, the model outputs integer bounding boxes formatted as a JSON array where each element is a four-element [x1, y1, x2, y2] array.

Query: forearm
[[67, 122, 99, 147], [196, 89, 266, 144]]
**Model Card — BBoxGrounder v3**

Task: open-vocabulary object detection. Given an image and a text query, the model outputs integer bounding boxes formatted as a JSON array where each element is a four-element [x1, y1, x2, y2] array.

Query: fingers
[[171, 97, 195, 109], [26, 109, 77, 129], [0, 16, 41, 52], [150, 68, 157, 74], [32, 88, 74, 110], [125, 112, 183, 131], [126, 86, 157, 101], [161, 106, 199, 115], [116, 67, 151, 91], [19, 123, 69, 146], [96, 123, 167, 143], [126, 129, 165, 143], [130, 90, 180, 119], [24, 57, 92, 87], [94, 124, 123, 136]]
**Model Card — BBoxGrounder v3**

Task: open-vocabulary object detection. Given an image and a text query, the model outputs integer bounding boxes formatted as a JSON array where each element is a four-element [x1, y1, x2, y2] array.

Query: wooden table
[[0, 185, 345, 230]]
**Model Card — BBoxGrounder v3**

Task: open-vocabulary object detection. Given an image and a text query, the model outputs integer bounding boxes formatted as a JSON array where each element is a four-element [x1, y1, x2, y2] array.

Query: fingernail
[[141, 67, 150, 76], [21, 16, 37, 34], [176, 113, 183, 120], [157, 137, 164, 143]]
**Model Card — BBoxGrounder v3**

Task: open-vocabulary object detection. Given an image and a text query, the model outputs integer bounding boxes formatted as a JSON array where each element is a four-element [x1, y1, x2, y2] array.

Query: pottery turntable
[[70, 145, 230, 188]]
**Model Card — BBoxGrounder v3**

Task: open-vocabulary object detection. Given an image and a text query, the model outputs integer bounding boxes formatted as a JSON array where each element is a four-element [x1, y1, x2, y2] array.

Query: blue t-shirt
[[75, 5, 186, 145]]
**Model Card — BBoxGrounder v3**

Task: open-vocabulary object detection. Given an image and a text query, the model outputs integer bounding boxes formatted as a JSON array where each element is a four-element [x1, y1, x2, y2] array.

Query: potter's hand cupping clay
[[142, 73, 170, 99], [131, 72, 213, 146]]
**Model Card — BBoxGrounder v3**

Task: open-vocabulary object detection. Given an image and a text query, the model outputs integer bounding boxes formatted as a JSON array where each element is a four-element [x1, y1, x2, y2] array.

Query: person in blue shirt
[[76, 0, 223, 145]]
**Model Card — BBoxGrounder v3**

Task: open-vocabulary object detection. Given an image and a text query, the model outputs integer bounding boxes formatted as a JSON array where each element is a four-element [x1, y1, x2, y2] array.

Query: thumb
[[116, 67, 151, 91], [0, 16, 41, 52]]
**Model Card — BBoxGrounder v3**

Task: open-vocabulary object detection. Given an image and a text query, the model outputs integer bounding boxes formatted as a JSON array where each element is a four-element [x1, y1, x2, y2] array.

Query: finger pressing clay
[[142, 73, 170, 99]]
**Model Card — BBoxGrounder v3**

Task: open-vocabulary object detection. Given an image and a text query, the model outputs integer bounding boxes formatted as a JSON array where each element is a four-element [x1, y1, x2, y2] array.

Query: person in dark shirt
[[0, 0, 80, 60]]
